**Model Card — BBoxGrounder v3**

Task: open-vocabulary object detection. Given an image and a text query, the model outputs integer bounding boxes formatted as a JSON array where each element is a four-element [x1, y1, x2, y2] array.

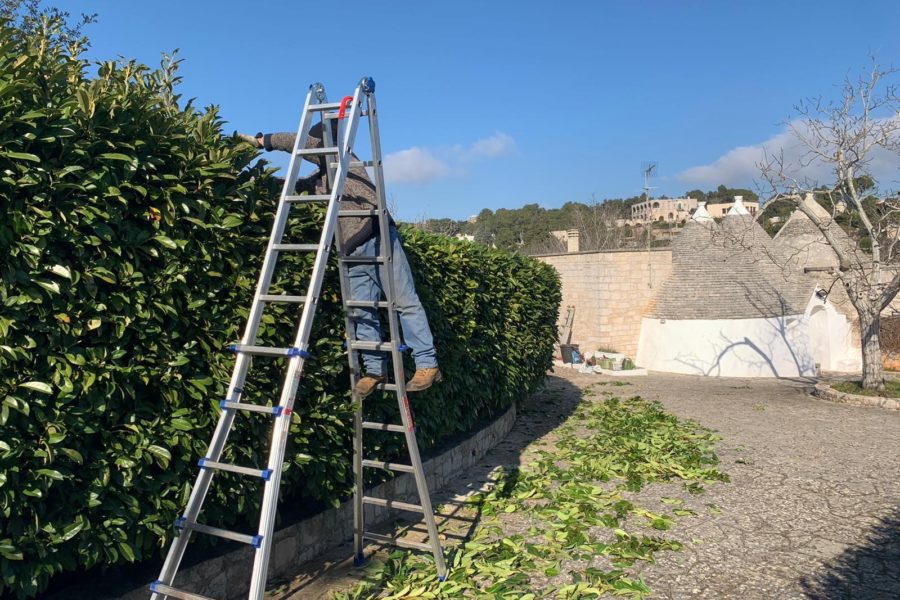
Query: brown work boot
[[406, 367, 442, 392], [354, 374, 386, 398]]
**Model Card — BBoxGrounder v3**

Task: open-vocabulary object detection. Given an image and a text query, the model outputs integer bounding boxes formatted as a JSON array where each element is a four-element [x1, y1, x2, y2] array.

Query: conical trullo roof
[[773, 193, 855, 270], [692, 202, 714, 223], [726, 195, 750, 215], [647, 215, 814, 320]]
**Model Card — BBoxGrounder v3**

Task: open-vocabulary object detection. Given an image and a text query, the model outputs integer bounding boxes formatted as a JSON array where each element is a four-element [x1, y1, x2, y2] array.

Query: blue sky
[[59, 0, 900, 221]]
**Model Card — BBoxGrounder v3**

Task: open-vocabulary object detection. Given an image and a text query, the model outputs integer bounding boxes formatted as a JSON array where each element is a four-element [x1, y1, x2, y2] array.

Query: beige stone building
[[630, 197, 698, 223]]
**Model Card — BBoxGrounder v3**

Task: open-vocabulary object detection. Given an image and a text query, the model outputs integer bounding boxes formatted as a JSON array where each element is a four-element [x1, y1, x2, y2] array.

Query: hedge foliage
[[0, 19, 560, 598]]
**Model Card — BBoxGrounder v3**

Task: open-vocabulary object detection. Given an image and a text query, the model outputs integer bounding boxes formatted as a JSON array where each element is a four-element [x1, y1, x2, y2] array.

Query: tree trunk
[[859, 308, 885, 390]]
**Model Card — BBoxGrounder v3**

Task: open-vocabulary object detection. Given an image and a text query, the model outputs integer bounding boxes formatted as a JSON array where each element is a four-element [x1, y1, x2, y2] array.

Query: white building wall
[[636, 315, 817, 377], [804, 295, 861, 372]]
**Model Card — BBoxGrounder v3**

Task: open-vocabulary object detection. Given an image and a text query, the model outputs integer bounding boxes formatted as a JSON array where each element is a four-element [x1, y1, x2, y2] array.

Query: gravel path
[[269, 369, 900, 599], [585, 369, 900, 599]]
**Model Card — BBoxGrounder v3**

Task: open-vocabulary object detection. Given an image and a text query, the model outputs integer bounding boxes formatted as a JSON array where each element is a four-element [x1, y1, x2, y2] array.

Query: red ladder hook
[[338, 96, 354, 120]]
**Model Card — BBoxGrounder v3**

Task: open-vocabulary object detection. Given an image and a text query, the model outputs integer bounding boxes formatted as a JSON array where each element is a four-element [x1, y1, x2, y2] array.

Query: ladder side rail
[[246, 82, 367, 600], [332, 181, 368, 568], [365, 90, 449, 578], [331, 97, 372, 566], [241, 87, 319, 351], [327, 105, 369, 566], [152, 87, 320, 600]]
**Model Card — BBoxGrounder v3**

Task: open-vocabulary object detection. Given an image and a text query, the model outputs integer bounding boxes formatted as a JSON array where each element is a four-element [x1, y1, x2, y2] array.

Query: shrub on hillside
[[0, 18, 560, 598]]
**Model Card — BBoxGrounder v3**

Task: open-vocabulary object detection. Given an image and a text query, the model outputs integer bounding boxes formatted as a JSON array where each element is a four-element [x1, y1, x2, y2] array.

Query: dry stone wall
[[536, 249, 672, 358]]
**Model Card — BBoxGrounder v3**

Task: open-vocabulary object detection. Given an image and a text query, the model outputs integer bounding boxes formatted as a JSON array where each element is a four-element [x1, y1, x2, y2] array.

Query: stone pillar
[[567, 229, 580, 253]]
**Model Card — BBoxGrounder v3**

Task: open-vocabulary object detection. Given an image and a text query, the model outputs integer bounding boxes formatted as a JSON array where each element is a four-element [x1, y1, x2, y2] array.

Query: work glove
[[237, 132, 263, 148]]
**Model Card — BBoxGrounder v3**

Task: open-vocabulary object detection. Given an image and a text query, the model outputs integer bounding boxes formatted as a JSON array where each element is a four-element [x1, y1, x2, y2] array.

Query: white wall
[[804, 296, 861, 372], [636, 315, 816, 377]]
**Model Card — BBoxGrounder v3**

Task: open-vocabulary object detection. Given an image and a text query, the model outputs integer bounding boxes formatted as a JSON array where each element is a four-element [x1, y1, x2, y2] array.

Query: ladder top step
[[285, 194, 331, 203], [308, 102, 343, 111], [149, 582, 214, 600], [322, 109, 369, 120]]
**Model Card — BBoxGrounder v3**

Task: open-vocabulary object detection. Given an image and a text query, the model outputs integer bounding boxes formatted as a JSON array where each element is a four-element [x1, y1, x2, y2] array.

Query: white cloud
[[383, 132, 516, 185], [678, 118, 900, 192], [469, 132, 517, 158], [383, 147, 450, 184]]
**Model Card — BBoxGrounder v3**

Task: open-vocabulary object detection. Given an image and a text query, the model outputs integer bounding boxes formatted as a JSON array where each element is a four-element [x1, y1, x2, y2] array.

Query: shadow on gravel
[[800, 506, 900, 599]]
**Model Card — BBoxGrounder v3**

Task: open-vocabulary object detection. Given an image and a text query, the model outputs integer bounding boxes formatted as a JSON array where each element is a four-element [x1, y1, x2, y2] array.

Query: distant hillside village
[[414, 184, 871, 258], [413, 186, 811, 255]]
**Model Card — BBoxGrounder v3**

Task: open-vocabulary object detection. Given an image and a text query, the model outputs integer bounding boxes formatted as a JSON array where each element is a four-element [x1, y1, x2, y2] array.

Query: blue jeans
[[348, 225, 438, 376]]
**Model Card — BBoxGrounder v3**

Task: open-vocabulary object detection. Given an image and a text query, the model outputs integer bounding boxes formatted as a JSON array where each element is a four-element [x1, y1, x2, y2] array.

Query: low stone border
[[813, 383, 900, 410], [119, 402, 517, 599], [592, 367, 648, 377]]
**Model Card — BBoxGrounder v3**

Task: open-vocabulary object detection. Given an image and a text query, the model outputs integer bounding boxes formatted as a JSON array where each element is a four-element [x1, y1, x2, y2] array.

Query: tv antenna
[[641, 161, 658, 201], [641, 161, 658, 288]]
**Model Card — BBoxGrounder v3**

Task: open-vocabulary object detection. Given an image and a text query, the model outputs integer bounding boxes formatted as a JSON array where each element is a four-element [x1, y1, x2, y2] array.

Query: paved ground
[[269, 369, 900, 599], [614, 369, 900, 599]]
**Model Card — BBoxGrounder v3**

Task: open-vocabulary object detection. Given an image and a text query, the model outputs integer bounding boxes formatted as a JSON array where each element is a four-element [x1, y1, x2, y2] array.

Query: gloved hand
[[238, 132, 262, 148]]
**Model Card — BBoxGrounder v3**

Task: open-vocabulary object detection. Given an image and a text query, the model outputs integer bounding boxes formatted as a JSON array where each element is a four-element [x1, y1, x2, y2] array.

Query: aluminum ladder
[[150, 77, 447, 600]]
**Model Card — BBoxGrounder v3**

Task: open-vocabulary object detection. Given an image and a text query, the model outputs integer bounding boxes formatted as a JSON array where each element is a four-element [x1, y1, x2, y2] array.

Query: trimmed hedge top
[[0, 19, 560, 598]]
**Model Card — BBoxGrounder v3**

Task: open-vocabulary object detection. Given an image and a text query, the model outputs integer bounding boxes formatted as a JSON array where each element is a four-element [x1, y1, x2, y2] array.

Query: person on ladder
[[240, 124, 442, 395]]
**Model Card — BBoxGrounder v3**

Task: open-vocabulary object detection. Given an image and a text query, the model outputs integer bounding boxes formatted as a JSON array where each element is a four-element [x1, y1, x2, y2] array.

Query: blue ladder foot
[[354, 553, 366, 567]]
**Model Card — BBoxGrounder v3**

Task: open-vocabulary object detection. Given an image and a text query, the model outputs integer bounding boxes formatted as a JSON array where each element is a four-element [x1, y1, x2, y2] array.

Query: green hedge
[[0, 19, 560, 598]]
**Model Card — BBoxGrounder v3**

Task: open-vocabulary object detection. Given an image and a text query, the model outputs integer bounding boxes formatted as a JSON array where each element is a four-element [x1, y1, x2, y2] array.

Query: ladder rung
[[198, 458, 272, 480], [259, 294, 307, 304], [285, 194, 331, 203], [340, 256, 386, 264], [362, 531, 432, 552], [308, 102, 343, 112], [349, 160, 375, 168], [229, 345, 310, 358], [349, 341, 402, 352], [362, 496, 424, 513], [220, 400, 286, 416], [149, 582, 214, 600], [362, 421, 406, 433], [322, 110, 369, 119], [362, 459, 415, 473], [175, 519, 262, 547], [345, 300, 390, 309], [272, 244, 319, 252], [339, 209, 379, 217], [296, 147, 339, 157]]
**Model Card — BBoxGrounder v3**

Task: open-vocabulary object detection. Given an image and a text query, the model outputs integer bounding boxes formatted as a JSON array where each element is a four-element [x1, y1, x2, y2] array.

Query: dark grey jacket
[[264, 122, 393, 253]]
